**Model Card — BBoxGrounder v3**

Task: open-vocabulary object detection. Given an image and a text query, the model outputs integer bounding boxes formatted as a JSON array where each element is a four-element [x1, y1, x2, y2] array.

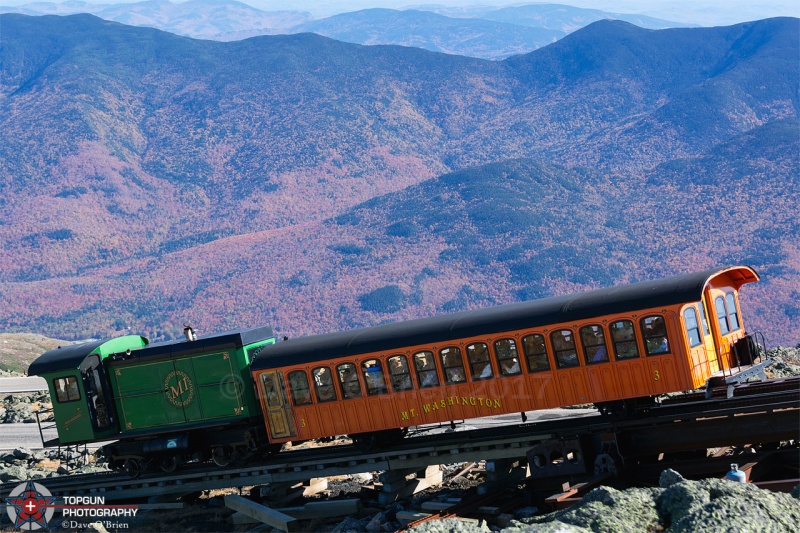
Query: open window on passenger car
[[715, 296, 730, 334], [641, 316, 670, 355], [413, 351, 440, 388], [698, 301, 711, 336], [388, 355, 414, 392], [683, 307, 702, 348], [337, 363, 362, 399], [495, 339, 522, 376], [610, 320, 640, 360], [725, 292, 741, 331], [53, 376, 80, 403], [312, 367, 337, 402], [580, 325, 609, 364], [467, 342, 493, 380], [522, 334, 550, 372], [288, 370, 313, 406], [361, 359, 388, 395], [440, 347, 467, 384], [551, 330, 579, 368]]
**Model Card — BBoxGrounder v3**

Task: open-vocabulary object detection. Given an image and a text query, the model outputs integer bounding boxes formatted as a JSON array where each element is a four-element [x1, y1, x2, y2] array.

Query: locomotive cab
[[27, 335, 149, 446]]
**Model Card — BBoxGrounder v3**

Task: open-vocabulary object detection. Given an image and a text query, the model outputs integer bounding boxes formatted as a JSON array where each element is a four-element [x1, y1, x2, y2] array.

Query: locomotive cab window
[[551, 330, 579, 368], [726, 292, 741, 331], [440, 347, 467, 384], [580, 325, 609, 364], [715, 296, 730, 334], [388, 355, 413, 392], [288, 370, 312, 406], [495, 339, 522, 376], [522, 334, 550, 372], [337, 363, 362, 399], [413, 351, 440, 388], [361, 359, 388, 396], [683, 308, 702, 348], [312, 367, 337, 403], [610, 320, 640, 360], [54, 376, 80, 403], [641, 316, 670, 355], [467, 343, 493, 380], [81, 358, 113, 430]]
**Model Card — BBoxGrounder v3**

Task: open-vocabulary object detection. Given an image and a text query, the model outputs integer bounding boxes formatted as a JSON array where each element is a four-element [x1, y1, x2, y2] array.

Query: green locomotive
[[28, 326, 275, 476]]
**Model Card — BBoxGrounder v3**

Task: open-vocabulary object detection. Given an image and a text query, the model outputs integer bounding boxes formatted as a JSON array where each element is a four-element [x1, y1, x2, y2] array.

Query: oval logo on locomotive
[[164, 370, 195, 407]]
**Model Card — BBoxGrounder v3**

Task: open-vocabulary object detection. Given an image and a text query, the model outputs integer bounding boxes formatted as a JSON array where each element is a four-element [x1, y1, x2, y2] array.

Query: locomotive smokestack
[[183, 324, 196, 342]]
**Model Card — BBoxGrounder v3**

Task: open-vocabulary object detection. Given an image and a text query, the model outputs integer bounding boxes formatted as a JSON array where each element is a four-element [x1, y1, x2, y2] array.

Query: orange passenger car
[[250, 266, 759, 445]]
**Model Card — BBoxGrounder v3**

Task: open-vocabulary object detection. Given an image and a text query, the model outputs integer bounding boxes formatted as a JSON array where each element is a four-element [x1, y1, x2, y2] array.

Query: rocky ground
[[0, 390, 52, 424], [410, 470, 800, 533]]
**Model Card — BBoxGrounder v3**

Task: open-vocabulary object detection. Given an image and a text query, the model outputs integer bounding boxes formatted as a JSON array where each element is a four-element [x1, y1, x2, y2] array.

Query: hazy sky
[[1, 0, 798, 25]]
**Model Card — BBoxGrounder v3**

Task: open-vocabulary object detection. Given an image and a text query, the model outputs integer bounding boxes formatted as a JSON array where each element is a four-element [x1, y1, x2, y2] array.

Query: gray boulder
[[0, 464, 28, 482], [12, 447, 32, 460], [657, 477, 800, 532]]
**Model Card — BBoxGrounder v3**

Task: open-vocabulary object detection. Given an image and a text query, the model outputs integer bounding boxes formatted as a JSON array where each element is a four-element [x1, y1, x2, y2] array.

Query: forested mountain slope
[[0, 14, 797, 345]]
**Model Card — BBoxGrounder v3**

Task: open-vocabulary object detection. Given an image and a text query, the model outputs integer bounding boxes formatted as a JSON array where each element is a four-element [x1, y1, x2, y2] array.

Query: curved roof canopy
[[28, 335, 148, 376], [251, 266, 758, 370]]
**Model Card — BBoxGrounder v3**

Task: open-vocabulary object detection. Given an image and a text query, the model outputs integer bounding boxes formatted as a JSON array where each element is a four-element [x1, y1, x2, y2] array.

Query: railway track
[[1, 379, 797, 502]]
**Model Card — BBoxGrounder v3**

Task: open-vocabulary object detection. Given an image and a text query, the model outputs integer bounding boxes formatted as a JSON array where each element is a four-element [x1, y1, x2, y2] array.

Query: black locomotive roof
[[251, 266, 758, 370], [28, 339, 107, 376], [105, 325, 274, 367]]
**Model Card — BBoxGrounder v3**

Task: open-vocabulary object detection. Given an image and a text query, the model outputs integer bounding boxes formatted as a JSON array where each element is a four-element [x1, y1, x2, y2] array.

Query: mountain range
[[0, 1, 691, 59], [0, 13, 798, 346]]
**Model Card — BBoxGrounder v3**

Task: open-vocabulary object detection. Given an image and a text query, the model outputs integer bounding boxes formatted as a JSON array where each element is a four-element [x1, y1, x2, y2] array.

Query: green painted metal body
[[105, 332, 274, 436], [28, 335, 149, 445]]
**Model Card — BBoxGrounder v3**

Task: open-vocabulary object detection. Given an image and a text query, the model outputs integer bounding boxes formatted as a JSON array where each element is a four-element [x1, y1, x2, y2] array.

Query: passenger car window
[[466, 342, 493, 380], [494, 339, 522, 376], [361, 359, 388, 396], [698, 301, 711, 335], [288, 370, 312, 406], [580, 325, 609, 364], [641, 316, 670, 355], [610, 320, 639, 360], [388, 355, 413, 392], [715, 296, 730, 334], [683, 308, 702, 348], [261, 374, 282, 408], [54, 376, 80, 403], [337, 363, 362, 399], [312, 367, 337, 402], [551, 330, 579, 368], [413, 351, 440, 388], [522, 334, 550, 372], [726, 292, 741, 331], [440, 347, 467, 384]]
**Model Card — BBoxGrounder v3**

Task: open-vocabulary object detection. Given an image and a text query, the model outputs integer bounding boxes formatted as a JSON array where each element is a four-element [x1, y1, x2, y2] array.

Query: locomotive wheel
[[352, 433, 377, 451], [597, 400, 629, 421], [231, 446, 251, 467], [159, 456, 178, 473], [211, 446, 233, 467], [123, 459, 143, 479]]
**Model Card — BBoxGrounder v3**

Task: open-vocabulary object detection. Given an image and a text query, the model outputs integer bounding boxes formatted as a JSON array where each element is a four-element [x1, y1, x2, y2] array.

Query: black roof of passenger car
[[251, 266, 758, 370]]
